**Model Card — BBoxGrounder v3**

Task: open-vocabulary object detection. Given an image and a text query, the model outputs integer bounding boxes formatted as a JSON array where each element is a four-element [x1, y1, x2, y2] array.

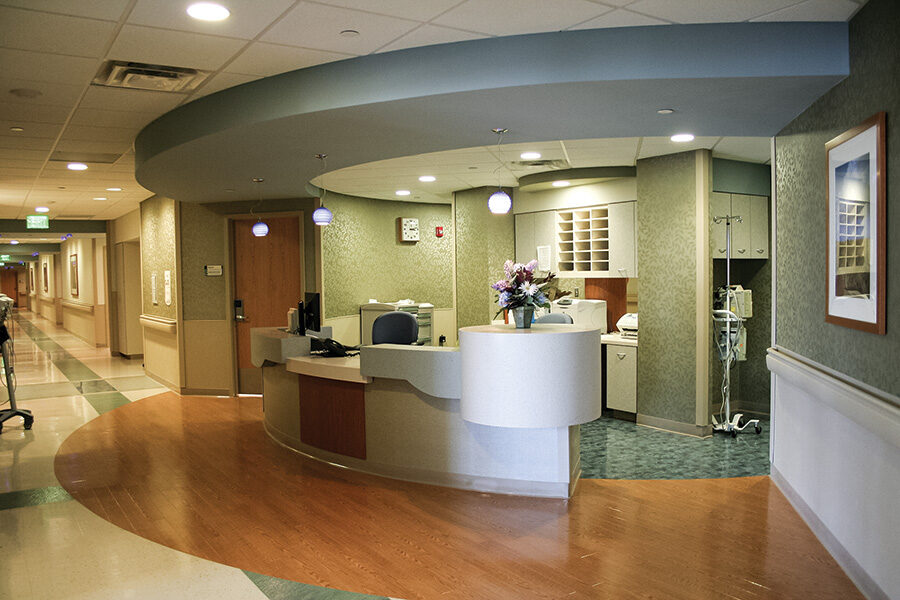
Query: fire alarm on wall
[[435, 226, 443, 238]]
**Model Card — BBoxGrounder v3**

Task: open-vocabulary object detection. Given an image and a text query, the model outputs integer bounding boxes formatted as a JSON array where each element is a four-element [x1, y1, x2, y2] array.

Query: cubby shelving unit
[[557, 207, 610, 274]]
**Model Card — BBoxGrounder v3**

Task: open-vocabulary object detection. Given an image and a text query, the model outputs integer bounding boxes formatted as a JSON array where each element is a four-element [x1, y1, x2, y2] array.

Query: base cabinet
[[606, 344, 637, 412]]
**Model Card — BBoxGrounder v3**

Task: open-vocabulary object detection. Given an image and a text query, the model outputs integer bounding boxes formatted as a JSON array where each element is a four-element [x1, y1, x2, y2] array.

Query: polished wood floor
[[55, 393, 863, 600]]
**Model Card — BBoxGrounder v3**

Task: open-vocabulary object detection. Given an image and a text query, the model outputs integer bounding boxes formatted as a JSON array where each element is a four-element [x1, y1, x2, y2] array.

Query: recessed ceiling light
[[340, 29, 360, 37], [520, 152, 541, 160], [93, 197, 107, 201], [671, 133, 695, 143], [9, 241, 19, 245], [105, 187, 122, 192], [35, 206, 49, 213], [657, 108, 675, 115], [9, 126, 24, 132], [67, 162, 88, 171], [187, 2, 230, 21], [395, 190, 411, 196], [418, 175, 436, 183], [552, 180, 570, 187]]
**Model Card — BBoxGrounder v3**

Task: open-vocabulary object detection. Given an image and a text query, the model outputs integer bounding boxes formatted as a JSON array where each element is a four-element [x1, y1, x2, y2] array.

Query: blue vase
[[512, 306, 534, 329]]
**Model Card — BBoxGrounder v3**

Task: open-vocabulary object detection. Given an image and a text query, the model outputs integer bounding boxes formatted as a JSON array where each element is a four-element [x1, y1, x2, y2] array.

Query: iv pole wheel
[[755, 425, 762, 434]]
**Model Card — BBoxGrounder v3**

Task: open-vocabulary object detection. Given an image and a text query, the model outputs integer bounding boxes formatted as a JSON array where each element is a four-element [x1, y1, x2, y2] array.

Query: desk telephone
[[311, 337, 359, 358]]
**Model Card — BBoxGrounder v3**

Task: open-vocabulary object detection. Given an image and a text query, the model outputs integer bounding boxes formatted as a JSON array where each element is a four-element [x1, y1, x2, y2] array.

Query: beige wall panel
[[325, 314, 360, 346], [433, 308, 458, 347], [62, 306, 96, 346], [183, 320, 233, 393], [142, 326, 180, 390], [113, 208, 141, 243], [262, 364, 301, 441]]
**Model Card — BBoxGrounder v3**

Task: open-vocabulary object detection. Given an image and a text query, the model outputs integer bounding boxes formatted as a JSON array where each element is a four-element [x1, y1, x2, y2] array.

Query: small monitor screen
[[304, 292, 321, 332]]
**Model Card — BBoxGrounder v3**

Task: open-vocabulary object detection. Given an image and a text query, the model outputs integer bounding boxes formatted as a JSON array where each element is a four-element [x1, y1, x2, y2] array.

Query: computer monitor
[[304, 292, 321, 333]]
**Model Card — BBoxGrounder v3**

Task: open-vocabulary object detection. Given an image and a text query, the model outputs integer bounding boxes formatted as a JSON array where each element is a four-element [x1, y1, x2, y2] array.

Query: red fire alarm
[[435, 226, 444, 238]]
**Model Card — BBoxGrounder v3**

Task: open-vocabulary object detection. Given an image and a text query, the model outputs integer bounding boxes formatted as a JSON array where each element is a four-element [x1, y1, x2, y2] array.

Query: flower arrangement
[[492, 259, 560, 318]]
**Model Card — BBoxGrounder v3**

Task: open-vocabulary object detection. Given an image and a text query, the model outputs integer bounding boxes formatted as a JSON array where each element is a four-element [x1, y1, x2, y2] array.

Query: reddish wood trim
[[824, 112, 886, 335], [298, 374, 366, 459], [584, 277, 628, 332]]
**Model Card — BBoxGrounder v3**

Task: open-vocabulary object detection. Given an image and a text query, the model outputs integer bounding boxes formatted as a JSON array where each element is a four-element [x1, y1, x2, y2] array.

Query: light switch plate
[[399, 217, 419, 242]]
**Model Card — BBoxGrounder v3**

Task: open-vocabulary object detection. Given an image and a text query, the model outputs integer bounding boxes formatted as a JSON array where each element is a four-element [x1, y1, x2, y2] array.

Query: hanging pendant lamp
[[489, 127, 512, 215], [250, 177, 268, 236], [313, 153, 333, 226]]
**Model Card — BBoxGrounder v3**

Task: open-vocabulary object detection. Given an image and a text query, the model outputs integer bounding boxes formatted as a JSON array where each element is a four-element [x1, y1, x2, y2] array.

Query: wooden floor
[[55, 393, 863, 600]]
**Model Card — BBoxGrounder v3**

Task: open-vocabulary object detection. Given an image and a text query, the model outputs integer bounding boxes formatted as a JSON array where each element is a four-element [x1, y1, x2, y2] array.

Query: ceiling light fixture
[[105, 187, 122, 192], [187, 2, 230, 21], [67, 162, 88, 171], [250, 178, 269, 237], [35, 206, 49, 213], [395, 190, 411, 196], [520, 151, 541, 160], [552, 180, 570, 188], [488, 128, 512, 215], [93, 197, 107, 201], [312, 154, 333, 226], [657, 108, 675, 115], [671, 133, 695, 143], [9, 241, 19, 245], [9, 126, 24, 133], [418, 175, 436, 183]]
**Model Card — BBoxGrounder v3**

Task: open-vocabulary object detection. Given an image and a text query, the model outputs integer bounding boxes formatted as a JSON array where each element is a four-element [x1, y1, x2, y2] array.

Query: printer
[[551, 298, 607, 333], [616, 313, 638, 338]]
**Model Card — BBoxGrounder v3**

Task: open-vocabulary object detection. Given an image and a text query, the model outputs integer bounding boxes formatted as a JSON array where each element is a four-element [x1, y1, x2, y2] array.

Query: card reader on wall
[[616, 313, 638, 337]]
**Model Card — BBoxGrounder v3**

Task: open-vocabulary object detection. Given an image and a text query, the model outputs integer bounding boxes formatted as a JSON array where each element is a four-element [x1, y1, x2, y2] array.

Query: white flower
[[521, 282, 540, 296]]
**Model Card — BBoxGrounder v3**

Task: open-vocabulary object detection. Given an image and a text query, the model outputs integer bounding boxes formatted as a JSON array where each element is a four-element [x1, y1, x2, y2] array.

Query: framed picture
[[29, 267, 34, 292], [42, 263, 48, 293], [825, 112, 886, 334], [70, 254, 79, 297]]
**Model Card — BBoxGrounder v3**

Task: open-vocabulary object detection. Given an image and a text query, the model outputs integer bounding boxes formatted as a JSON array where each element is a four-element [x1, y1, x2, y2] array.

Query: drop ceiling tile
[[562, 137, 640, 166], [433, 0, 609, 36], [0, 136, 54, 151], [0, 7, 117, 57], [127, 0, 295, 40], [378, 24, 487, 52], [625, 0, 800, 23], [0, 120, 63, 139], [0, 0, 131, 20], [225, 43, 353, 77], [69, 106, 160, 129], [0, 102, 73, 124], [187, 72, 261, 100], [262, 2, 420, 54], [79, 85, 185, 113], [54, 139, 131, 155], [750, 0, 862, 22], [0, 159, 46, 170], [60, 125, 138, 143], [0, 77, 85, 107], [569, 8, 669, 29], [0, 149, 48, 161], [0, 49, 100, 86], [712, 137, 771, 163], [107, 25, 248, 72], [316, 0, 463, 22]]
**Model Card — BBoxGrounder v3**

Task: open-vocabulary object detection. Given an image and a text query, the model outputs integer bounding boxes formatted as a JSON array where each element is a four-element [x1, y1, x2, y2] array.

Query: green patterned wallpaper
[[775, 0, 899, 396], [140, 196, 178, 320], [322, 193, 454, 319], [636, 152, 700, 425], [455, 187, 515, 329], [180, 202, 226, 321]]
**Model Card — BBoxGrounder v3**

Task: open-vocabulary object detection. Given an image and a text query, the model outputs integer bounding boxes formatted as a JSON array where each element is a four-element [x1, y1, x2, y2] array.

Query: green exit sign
[[26, 215, 49, 229], [0, 255, 9, 261]]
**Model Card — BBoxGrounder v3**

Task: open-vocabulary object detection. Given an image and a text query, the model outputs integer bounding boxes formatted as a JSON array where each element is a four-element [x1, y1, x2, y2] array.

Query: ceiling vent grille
[[508, 159, 570, 170], [92, 60, 209, 93]]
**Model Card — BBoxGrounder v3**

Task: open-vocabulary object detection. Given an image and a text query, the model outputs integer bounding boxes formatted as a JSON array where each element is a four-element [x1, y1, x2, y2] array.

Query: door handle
[[235, 315, 248, 322], [718, 248, 726, 253], [737, 248, 746, 254], [616, 353, 626, 360], [756, 248, 764, 254]]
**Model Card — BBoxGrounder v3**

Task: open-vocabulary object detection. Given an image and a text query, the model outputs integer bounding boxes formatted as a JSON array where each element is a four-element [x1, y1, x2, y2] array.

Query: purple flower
[[498, 291, 511, 307], [503, 260, 515, 279], [525, 259, 538, 272], [491, 279, 509, 291]]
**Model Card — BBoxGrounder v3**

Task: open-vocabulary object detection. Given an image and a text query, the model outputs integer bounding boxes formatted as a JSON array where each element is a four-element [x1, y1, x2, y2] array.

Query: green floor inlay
[[75, 379, 116, 394], [0, 486, 73, 511], [244, 571, 392, 600], [52, 358, 102, 382], [84, 391, 132, 415]]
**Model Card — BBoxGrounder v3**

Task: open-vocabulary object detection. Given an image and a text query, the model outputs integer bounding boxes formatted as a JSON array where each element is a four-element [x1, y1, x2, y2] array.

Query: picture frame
[[70, 254, 78, 297], [42, 263, 48, 293], [825, 111, 886, 334]]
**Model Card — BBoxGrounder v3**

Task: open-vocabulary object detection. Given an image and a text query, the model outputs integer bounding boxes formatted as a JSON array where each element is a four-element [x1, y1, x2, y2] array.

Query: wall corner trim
[[770, 466, 891, 600]]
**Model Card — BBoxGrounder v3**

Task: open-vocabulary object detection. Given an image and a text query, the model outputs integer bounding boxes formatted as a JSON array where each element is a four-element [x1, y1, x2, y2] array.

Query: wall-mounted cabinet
[[710, 192, 769, 259]]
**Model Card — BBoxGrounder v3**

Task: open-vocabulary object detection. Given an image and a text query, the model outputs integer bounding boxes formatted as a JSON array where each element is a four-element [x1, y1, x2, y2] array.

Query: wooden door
[[0, 269, 17, 304], [233, 216, 302, 393]]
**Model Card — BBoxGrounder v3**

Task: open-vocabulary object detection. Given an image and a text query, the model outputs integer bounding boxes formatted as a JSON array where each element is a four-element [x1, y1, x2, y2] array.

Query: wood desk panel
[[298, 374, 366, 459]]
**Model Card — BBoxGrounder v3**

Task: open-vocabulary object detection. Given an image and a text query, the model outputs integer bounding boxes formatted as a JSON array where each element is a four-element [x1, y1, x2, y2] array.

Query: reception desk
[[252, 324, 602, 498]]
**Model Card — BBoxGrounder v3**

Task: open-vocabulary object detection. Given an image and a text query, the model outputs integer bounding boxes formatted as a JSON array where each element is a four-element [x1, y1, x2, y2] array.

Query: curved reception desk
[[253, 324, 603, 498]]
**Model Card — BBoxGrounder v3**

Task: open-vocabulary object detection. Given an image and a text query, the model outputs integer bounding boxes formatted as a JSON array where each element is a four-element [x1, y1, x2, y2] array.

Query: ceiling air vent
[[508, 159, 570, 170], [92, 60, 209, 93]]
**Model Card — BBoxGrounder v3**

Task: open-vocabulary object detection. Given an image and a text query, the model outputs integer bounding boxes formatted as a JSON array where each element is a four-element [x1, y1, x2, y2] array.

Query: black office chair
[[534, 312, 574, 324], [372, 311, 419, 344]]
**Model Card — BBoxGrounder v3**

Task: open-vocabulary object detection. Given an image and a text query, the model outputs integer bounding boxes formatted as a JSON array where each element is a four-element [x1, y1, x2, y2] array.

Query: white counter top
[[286, 354, 372, 384], [602, 333, 638, 347]]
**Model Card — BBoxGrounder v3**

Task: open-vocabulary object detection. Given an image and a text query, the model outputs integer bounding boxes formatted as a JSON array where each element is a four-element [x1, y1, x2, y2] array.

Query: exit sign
[[0, 255, 9, 261], [26, 215, 49, 229]]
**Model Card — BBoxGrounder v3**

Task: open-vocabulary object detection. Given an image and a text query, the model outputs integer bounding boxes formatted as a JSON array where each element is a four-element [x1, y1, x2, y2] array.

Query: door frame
[[226, 210, 307, 395]]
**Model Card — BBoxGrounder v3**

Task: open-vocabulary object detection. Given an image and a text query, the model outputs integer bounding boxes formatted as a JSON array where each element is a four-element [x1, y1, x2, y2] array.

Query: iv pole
[[0, 294, 33, 434], [711, 215, 760, 438]]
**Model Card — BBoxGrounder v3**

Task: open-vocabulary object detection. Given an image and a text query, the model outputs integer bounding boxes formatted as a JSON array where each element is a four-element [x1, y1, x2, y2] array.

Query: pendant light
[[250, 178, 268, 237], [312, 153, 333, 226], [488, 127, 512, 215]]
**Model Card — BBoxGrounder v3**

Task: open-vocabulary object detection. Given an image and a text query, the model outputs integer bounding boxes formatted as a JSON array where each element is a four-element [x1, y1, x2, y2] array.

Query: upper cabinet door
[[710, 192, 730, 258], [515, 212, 535, 264], [729, 194, 751, 258], [608, 202, 636, 277], [749, 195, 769, 259]]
